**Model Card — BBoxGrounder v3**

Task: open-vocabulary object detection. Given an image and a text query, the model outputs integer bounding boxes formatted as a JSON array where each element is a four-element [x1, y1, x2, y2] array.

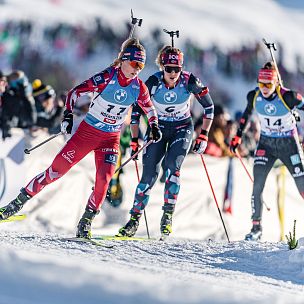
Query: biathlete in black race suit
[[230, 61, 304, 241], [118, 45, 215, 238], [0, 38, 162, 239]]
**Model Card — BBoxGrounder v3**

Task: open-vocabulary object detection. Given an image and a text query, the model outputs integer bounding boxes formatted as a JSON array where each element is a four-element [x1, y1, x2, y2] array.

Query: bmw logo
[[264, 103, 276, 115], [164, 91, 177, 103], [114, 89, 127, 103]]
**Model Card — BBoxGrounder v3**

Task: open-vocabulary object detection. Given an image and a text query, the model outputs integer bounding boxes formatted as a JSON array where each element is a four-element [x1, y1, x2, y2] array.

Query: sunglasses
[[129, 61, 145, 70], [258, 82, 274, 89], [164, 66, 182, 73]]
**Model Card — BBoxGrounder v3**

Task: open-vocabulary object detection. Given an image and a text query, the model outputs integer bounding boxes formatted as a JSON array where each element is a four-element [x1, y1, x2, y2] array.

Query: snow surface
[[0, 132, 304, 304], [1, 0, 304, 303], [0, 232, 304, 304]]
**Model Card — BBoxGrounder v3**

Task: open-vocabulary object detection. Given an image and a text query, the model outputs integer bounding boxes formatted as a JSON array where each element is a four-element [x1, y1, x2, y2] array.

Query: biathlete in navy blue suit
[[0, 38, 162, 239], [118, 45, 215, 238], [230, 61, 304, 241]]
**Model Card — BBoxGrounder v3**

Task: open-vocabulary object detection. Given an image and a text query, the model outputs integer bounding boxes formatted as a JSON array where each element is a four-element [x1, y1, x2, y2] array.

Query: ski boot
[[0, 188, 31, 220], [245, 222, 262, 241], [76, 207, 99, 239], [117, 213, 141, 237], [160, 210, 173, 240]]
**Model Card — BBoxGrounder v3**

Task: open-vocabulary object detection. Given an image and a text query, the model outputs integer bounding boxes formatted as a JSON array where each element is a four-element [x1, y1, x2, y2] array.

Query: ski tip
[[61, 237, 115, 249], [0, 214, 27, 223], [93, 235, 155, 241]]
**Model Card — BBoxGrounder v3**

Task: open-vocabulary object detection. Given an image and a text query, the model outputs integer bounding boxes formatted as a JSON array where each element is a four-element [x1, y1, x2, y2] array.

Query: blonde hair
[[111, 38, 146, 67], [156, 45, 183, 69]]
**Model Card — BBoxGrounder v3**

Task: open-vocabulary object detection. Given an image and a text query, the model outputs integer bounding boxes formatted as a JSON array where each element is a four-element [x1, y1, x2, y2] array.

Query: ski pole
[[200, 155, 230, 242], [262, 38, 283, 86], [235, 151, 271, 211], [115, 139, 153, 174], [134, 160, 150, 239], [128, 9, 143, 39], [236, 151, 254, 182], [24, 132, 62, 154], [263, 38, 300, 122]]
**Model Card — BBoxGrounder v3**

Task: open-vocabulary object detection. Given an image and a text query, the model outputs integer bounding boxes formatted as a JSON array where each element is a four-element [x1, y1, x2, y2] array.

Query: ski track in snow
[[1, 131, 304, 303], [0, 231, 303, 304], [1, 1, 304, 301]]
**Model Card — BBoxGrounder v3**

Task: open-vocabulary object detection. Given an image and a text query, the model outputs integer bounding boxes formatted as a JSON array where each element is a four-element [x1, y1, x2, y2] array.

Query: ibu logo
[[164, 91, 177, 103], [264, 103, 276, 115], [114, 89, 127, 103]]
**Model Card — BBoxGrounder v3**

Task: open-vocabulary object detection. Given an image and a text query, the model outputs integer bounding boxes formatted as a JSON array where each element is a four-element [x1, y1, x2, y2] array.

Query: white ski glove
[[60, 110, 73, 134], [193, 131, 208, 154], [60, 121, 69, 134]]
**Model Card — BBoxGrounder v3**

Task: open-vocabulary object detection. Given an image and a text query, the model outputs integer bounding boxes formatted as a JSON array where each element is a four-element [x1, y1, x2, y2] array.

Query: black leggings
[[130, 119, 194, 214], [252, 135, 304, 221]]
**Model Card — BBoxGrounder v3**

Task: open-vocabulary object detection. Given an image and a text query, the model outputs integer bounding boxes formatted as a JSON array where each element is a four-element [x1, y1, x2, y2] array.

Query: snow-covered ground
[[0, 232, 303, 304], [0, 132, 304, 304], [1, 0, 304, 303]]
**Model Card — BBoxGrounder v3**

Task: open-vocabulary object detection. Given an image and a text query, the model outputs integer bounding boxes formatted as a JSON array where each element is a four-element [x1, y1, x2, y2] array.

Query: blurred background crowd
[[1, 14, 304, 157]]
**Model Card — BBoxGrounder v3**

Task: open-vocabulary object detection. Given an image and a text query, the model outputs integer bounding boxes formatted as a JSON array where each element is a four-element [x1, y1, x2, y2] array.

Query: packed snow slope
[[0, 132, 303, 304], [1, 0, 304, 302], [0, 232, 303, 304]]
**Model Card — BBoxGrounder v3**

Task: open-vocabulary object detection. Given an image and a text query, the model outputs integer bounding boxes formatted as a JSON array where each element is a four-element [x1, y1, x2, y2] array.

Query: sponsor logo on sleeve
[[93, 74, 104, 86]]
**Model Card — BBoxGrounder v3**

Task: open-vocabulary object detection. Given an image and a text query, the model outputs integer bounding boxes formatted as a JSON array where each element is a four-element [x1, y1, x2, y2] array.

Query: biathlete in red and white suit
[[0, 38, 162, 239]]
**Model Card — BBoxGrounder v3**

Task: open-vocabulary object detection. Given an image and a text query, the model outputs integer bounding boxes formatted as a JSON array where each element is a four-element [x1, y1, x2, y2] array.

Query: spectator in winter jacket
[[32, 79, 64, 131], [1, 70, 37, 140], [0, 71, 8, 139]]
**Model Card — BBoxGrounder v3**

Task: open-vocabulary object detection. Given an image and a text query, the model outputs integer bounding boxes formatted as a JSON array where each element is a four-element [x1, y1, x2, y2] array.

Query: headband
[[258, 69, 277, 82], [161, 52, 183, 67], [121, 46, 146, 64]]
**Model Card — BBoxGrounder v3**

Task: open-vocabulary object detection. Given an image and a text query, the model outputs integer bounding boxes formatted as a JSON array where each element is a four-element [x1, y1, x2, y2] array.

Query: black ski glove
[[61, 110, 73, 134], [150, 123, 162, 143]]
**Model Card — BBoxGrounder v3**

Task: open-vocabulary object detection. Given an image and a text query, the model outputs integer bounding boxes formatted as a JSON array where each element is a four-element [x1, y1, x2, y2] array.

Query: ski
[[60, 237, 115, 248], [0, 214, 26, 223], [93, 235, 155, 241]]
